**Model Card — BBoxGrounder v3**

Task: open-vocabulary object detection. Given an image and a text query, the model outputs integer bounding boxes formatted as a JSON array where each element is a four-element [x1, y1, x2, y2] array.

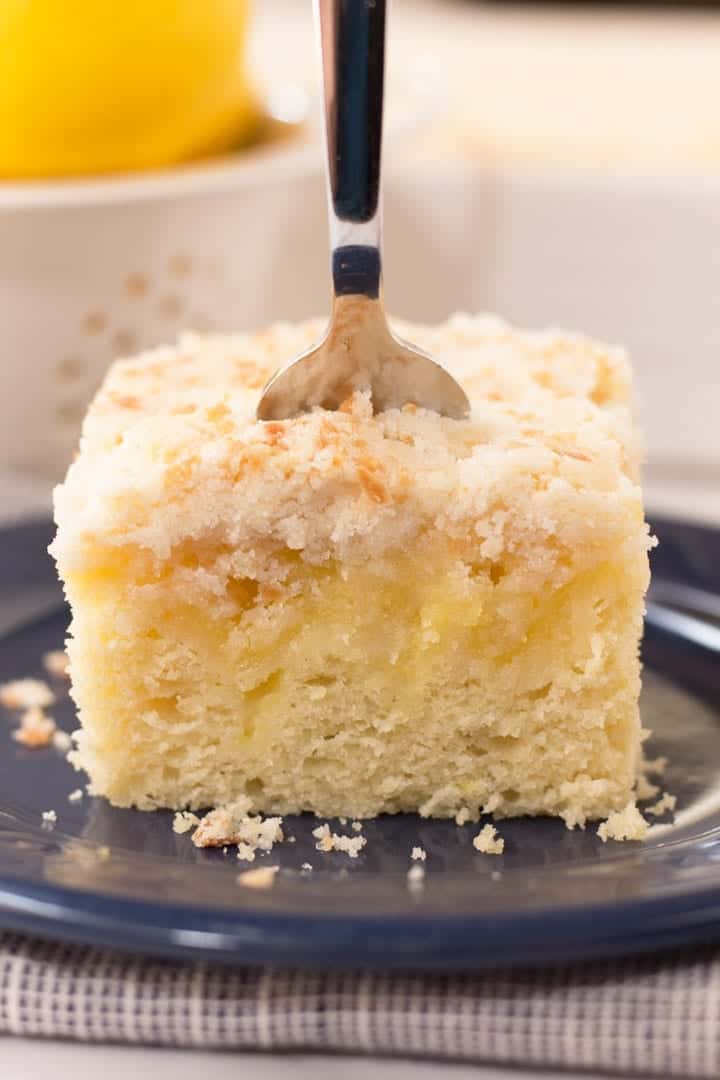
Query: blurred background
[[1, 0, 718, 523]]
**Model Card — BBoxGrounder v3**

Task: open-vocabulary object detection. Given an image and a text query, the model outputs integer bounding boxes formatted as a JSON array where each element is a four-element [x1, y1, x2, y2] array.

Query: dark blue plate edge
[[1, 872, 720, 971]]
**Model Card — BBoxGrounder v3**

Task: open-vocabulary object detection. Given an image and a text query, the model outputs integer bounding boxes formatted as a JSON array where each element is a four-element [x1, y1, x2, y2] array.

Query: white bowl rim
[[0, 131, 320, 211]]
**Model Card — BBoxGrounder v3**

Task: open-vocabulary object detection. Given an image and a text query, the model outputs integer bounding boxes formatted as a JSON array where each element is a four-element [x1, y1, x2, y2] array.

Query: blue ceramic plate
[[0, 517, 718, 971]]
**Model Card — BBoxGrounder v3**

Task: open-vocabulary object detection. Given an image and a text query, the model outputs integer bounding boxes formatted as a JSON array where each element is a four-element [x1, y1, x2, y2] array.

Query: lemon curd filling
[[52, 315, 652, 824]]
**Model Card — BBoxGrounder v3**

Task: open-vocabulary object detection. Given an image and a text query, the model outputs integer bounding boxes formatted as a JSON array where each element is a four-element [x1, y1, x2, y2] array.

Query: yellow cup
[[0, 0, 257, 179]]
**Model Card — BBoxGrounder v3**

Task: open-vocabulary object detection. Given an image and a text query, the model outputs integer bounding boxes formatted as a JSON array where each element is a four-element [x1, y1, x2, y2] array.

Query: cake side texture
[[52, 314, 652, 824]]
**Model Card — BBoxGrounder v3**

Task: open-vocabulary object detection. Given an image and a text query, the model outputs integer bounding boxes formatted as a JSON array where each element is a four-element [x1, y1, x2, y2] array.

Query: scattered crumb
[[339, 817, 347, 825], [12, 707, 56, 748], [236, 842, 256, 862], [67, 788, 83, 803], [41, 810, 57, 824], [1, 679, 54, 710], [172, 810, 200, 835], [351, 821, 363, 832], [473, 824, 504, 855], [454, 807, 471, 826], [301, 862, 313, 871], [52, 730, 73, 753], [97, 846, 111, 861], [598, 801, 649, 843], [191, 799, 284, 863], [646, 792, 677, 818], [287, 835, 296, 843], [636, 749, 667, 802], [43, 651, 70, 679], [237, 866, 279, 890], [411, 846, 427, 862], [407, 864, 425, 891], [312, 823, 367, 858], [644, 755, 668, 777], [636, 774, 660, 801]]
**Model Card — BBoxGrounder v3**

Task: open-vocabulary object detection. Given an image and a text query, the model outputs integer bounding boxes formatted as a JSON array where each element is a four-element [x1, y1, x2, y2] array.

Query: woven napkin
[[1, 932, 718, 1076]]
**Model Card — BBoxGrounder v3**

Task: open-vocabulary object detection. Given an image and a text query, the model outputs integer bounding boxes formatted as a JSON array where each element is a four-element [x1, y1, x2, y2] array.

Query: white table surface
[[2, 1039, 647, 1080]]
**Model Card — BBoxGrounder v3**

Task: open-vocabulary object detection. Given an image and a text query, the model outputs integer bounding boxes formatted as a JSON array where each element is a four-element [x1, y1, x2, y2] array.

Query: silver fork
[[256, 0, 470, 422]]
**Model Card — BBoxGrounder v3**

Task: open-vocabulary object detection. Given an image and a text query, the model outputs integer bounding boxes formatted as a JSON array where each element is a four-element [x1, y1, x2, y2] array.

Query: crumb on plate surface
[[312, 823, 367, 858], [43, 651, 70, 679], [172, 810, 201, 834], [646, 791, 677, 817], [12, 707, 56, 748], [237, 866, 279, 889], [597, 801, 649, 842], [473, 823, 504, 855], [1, 679, 54, 710]]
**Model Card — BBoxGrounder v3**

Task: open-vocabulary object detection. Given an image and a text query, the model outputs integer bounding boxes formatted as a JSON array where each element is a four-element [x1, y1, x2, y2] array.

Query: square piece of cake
[[52, 315, 652, 826]]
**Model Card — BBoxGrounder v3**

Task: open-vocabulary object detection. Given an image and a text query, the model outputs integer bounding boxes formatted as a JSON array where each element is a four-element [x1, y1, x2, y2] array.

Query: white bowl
[[0, 114, 332, 479]]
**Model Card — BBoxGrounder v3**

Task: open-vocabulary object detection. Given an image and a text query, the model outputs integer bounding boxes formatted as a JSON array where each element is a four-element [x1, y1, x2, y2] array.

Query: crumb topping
[[52, 315, 646, 591]]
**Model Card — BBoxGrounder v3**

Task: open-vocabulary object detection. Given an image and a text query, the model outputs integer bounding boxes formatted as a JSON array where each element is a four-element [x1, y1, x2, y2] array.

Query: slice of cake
[[52, 314, 652, 826]]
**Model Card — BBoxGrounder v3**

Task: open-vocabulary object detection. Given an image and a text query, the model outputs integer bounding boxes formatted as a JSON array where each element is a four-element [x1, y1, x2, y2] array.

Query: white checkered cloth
[[1, 934, 719, 1075]]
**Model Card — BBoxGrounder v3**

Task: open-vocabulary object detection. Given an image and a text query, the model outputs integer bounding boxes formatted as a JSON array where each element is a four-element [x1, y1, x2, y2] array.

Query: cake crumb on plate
[[172, 810, 200, 835], [646, 792, 677, 817], [43, 651, 70, 679], [598, 801, 648, 842], [12, 707, 56, 748], [191, 799, 283, 859], [1, 679, 54, 710], [236, 842, 257, 862], [237, 866, 279, 890], [67, 788, 84, 803], [312, 823, 366, 858], [52, 730, 73, 753], [473, 824, 504, 855], [411, 846, 427, 862], [41, 810, 57, 824]]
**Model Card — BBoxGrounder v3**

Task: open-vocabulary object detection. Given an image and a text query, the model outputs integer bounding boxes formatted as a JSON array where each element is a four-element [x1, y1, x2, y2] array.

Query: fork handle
[[315, 0, 386, 299]]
